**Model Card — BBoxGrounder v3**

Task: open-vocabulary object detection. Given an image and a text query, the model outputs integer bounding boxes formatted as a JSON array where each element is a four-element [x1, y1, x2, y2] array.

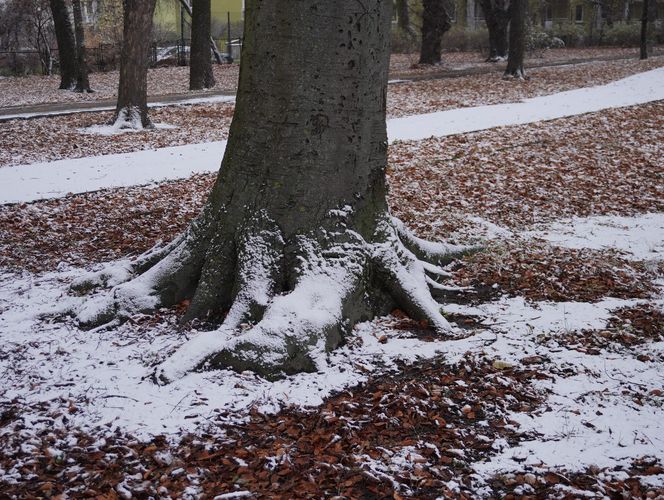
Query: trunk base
[[74, 215, 476, 381]]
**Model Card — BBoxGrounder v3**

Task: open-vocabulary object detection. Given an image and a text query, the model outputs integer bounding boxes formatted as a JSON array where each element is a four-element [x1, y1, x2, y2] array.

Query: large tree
[[479, 0, 511, 62], [419, 0, 452, 64], [49, 0, 78, 88], [504, 0, 526, 78], [77, 0, 468, 382], [112, 0, 157, 128], [71, 0, 92, 92], [189, 0, 216, 90]]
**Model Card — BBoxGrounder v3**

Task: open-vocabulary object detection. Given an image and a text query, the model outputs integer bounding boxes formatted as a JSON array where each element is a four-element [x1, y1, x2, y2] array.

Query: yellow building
[[154, 0, 245, 40]]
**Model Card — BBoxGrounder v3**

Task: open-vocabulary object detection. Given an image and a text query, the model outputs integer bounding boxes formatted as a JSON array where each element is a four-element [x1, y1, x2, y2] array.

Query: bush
[[527, 25, 566, 53], [548, 22, 586, 47], [443, 26, 490, 52], [391, 27, 420, 54], [598, 22, 644, 46]]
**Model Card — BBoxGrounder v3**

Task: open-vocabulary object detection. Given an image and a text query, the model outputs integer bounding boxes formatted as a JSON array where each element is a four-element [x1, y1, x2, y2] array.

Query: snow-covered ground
[[0, 212, 662, 481], [1, 66, 663, 205]]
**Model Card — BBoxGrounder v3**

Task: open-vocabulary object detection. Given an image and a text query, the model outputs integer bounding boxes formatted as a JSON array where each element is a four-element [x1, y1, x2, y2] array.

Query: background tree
[[479, 0, 511, 61], [113, 0, 157, 129], [71, 0, 92, 92], [396, 0, 417, 40], [419, 0, 452, 64], [640, 0, 649, 59], [189, 0, 216, 90], [49, 0, 78, 88], [78, 0, 468, 382], [504, 0, 526, 77], [177, 0, 225, 64]]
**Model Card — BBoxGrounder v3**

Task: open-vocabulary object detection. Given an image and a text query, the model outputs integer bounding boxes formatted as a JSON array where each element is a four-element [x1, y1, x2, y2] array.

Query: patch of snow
[[78, 122, 178, 136], [387, 66, 664, 141], [2, 67, 663, 204], [0, 141, 227, 204], [524, 213, 664, 262]]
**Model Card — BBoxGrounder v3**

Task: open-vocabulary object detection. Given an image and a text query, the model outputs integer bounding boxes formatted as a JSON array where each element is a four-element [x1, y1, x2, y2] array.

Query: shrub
[[598, 22, 642, 46], [443, 26, 490, 52], [548, 21, 586, 47]]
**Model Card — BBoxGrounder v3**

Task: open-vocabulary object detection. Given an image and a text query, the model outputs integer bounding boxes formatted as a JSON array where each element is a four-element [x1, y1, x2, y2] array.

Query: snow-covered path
[[1, 66, 662, 205]]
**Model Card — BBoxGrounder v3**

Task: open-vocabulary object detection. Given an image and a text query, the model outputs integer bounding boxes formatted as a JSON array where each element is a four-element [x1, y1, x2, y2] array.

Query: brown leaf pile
[[0, 174, 214, 272], [388, 101, 664, 234], [0, 104, 234, 167], [2, 55, 663, 167], [454, 242, 658, 303], [0, 64, 239, 108], [0, 355, 546, 498], [388, 56, 664, 117]]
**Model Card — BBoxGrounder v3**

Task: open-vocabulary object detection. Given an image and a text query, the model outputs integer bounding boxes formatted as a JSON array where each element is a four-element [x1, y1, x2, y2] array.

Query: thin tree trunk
[[190, 0, 215, 89], [396, 0, 417, 39], [419, 0, 452, 64], [504, 0, 526, 78], [79, 0, 469, 381], [113, 0, 157, 129], [72, 0, 92, 92], [177, 0, 224, 64], [480, 0, 510, 61], [49, 0, 78, 89], [640, 0, 649, 59]]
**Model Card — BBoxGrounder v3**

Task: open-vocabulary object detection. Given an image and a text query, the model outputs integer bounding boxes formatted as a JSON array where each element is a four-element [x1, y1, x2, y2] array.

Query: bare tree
[[112, 0, 157, 129], [504, 0, 526, 78], [640, 0, 649, 59], [177, 0, 224, 64], [396, 0, 417, 40], [189, 0, 215, 89], [49, 0, 78, 87], [419, 0, 452, 64], [72, 0, 92, 92], [78, 0, 469, 382], [479, 0, 511, 61]]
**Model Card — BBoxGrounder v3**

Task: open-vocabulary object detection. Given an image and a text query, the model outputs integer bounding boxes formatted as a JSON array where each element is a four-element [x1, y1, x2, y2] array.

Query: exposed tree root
[[74, 214, 474, 382]]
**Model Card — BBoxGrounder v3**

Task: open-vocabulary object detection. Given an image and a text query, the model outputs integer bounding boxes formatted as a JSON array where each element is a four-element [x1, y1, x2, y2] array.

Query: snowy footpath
[[0, 66, 663, 205]]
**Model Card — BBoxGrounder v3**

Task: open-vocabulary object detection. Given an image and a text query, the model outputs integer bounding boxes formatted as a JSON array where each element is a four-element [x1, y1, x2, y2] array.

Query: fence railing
[[0, 38, 242, 77]]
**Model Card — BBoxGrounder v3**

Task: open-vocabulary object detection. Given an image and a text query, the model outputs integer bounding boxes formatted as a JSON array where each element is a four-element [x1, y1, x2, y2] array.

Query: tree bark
[[72, 0, 92, 92], [479, 0, 510, 61], [640, 0, 649, 59], [419, 0, 452, 64], [78, 0, 472, 381], [177, 0, 225, 64], [504, 0, 526, 77], [49, 0, 78, 89], [189, 0, 216, 89], [113, 0, 157, 129]]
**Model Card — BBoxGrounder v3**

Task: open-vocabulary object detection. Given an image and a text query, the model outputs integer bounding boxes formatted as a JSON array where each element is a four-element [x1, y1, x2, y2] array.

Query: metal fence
[[0, 38, 242, 77]]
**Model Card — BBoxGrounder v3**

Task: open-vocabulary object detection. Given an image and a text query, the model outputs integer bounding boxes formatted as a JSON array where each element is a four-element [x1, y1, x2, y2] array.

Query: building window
[[545, 4, 553, 20], [575, 4, 583, 22]]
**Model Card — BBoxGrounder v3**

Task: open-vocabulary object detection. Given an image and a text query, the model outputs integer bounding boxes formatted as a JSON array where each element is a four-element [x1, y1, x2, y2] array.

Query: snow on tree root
[[112, 106, 153, 131], [74, 216, 468, 381]]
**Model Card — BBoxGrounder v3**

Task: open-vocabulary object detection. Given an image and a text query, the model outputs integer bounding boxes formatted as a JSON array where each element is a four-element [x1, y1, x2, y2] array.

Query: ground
[[0, 49, 663, 498]]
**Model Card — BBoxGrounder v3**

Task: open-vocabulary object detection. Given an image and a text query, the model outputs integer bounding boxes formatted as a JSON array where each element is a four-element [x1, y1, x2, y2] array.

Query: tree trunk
[[504, 0, 526, 78], [396, 0, 417, 39], [419, 0, 452, 64], [77, 0, 471, 381], [480, 0, 510, 61], [49, 0, 78, 89], [177, 0, 224, 64], [640, 0, 649, 59], [189, 0, 215, 90], [113, 0, 157, 129], [72, 0, 92, 92]]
